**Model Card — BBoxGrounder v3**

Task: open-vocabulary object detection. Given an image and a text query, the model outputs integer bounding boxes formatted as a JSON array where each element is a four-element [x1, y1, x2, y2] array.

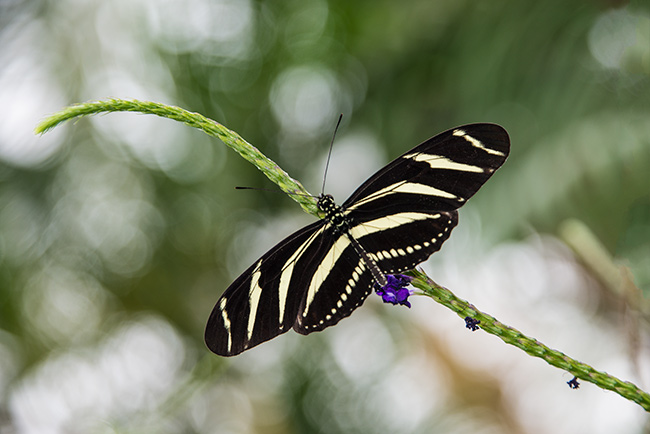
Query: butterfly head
[[317, 193, 351, 231], [317, 194, 336, 213]]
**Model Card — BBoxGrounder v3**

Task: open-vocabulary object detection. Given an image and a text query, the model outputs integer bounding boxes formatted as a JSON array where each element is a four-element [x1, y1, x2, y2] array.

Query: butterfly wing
[[205, 123, 510, 356], [342, 123, 509, 274], [343, 123, 510, 214], [291, 225, 376, 335], [293, 124, 509, 333], [205, 220, 326, 356]]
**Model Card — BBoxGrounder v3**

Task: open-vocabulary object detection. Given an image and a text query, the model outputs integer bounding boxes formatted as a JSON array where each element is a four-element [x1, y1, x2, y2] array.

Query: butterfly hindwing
[[351, 210, 459, 275], [293, 226, 376, 334], [293, 210, 459, 333]]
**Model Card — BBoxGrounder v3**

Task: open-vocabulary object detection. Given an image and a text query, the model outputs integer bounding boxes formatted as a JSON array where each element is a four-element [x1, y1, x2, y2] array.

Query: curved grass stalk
[[36, 98, 318, 215], [408, 269, 650, 412], [37, 98, 650, 412]]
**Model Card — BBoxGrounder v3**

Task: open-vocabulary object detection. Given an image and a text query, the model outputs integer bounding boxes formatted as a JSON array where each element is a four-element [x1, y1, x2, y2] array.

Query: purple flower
[[375, 274, 414, 308], [464, 316, 481, 331], [567, 377, 580, 389]]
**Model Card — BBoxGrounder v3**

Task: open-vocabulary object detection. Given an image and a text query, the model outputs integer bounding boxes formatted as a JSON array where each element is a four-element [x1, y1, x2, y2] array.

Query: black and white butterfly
[[205, 123, 510, 356]]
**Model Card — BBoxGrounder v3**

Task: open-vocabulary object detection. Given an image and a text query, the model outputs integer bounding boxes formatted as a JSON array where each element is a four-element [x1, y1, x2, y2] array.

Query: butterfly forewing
[[205, 123, 510, 356], [205, 221, 325, 356], [343, 123, 509, 216]]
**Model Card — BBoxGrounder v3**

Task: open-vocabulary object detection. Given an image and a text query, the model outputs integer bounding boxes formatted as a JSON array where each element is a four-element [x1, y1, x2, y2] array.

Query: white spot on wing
[[303, 235, 351, 317], [453, 129, 505, 157], [348, 212, 438, 239], [247, 261, 264, 341], [277, 228, 324, 325], [348, 182, 458, 210], [219, 298, 232, 353], [402, 152, 484, 172]]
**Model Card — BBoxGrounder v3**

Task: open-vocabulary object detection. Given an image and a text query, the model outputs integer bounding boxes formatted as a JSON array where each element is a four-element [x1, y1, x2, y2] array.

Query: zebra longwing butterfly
[[205, 123, 510, 356]]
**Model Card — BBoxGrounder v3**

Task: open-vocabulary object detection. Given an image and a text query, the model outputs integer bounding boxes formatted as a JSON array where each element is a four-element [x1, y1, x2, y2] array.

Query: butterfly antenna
[[321, 114, 344, 195]]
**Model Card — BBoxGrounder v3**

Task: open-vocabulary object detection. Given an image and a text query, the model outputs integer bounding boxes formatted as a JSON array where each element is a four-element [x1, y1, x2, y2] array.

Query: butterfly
[[205, 123, 510, 355]]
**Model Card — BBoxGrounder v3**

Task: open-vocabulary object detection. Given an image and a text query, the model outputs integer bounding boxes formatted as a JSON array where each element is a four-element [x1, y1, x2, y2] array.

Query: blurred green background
[[1, 0, 649, 433]]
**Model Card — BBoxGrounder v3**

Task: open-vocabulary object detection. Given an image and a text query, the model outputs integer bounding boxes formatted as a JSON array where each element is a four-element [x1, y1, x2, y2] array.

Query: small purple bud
[[567, 377, 580, 389], [464, 316, 481, 331]]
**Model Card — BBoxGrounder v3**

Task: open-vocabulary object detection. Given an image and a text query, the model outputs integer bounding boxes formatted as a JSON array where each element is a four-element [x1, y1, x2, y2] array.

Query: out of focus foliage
[[0, 0, 649, 433]]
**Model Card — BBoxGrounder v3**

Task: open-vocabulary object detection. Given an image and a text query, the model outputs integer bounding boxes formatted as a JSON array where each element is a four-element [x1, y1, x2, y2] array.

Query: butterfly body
[[206, 124, 510, 356], [318, 194, 350, 232]]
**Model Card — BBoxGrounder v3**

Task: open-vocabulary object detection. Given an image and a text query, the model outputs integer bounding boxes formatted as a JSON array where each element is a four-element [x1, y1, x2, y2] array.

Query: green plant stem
[[37, 98, 650, 412], [35, 98, 319, 215], [408, 268, 650, 412]]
